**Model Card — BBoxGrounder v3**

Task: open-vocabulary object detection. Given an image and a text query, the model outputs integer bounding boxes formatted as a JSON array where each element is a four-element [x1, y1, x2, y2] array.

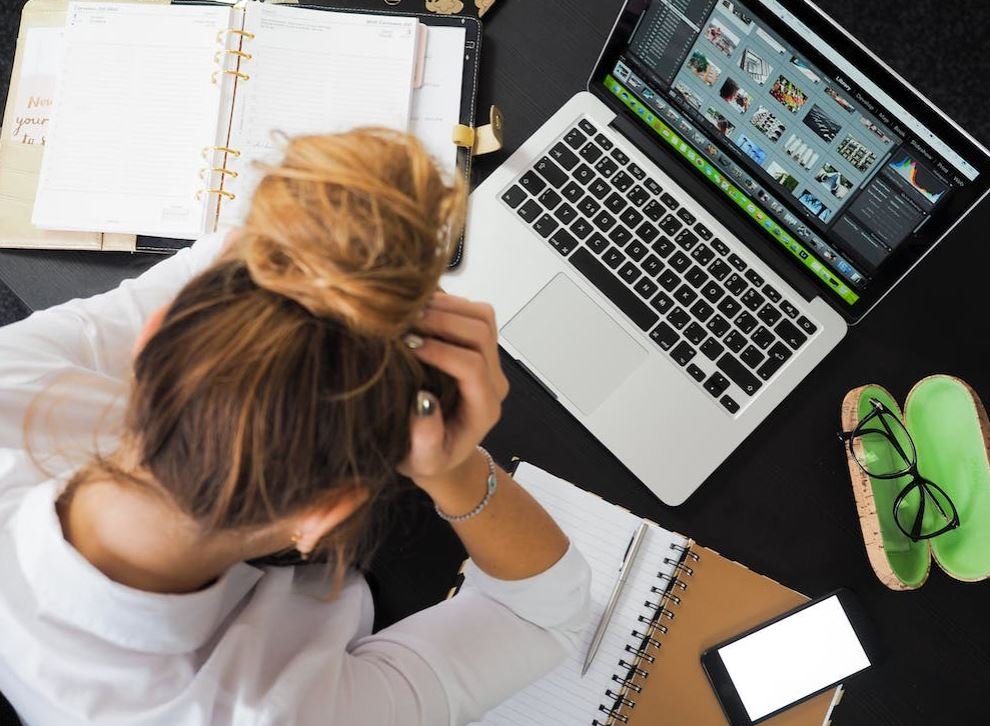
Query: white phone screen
[[717, 595, 870, 721]]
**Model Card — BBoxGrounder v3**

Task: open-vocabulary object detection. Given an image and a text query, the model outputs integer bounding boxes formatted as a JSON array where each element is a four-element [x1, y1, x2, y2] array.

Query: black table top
[[3, 2, 990, 724]]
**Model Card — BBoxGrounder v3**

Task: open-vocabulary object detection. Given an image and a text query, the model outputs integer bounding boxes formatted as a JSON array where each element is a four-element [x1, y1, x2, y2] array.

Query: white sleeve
[[0, 233, 226, 450], [331, 542, 591, 726]]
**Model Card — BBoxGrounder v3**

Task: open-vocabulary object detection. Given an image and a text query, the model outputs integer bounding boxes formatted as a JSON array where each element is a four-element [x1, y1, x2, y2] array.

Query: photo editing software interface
[[605, 0, 980, 305]]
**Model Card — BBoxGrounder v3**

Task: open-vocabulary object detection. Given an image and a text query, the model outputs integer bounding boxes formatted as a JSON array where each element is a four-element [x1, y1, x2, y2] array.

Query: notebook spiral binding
[[592, 541, 700, 726], [198, 18, 254, 205]]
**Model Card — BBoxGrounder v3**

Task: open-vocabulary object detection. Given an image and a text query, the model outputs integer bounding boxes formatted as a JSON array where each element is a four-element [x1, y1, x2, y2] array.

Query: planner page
[[473, 463, 688, 726], [33, 2, 233, 239], [218, 2, 420, 226]]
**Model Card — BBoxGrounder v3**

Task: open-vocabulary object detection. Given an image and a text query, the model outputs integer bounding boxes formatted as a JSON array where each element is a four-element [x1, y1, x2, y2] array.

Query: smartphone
[[701, 589, 879, 725]]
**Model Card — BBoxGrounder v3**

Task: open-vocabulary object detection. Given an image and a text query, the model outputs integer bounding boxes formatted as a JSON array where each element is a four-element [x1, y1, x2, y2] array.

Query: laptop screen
[[592, 0, 990, 315]]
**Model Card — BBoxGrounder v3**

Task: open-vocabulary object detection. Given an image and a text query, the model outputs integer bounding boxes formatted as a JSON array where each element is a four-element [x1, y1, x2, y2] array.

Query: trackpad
[[502, 274, 647, 415]]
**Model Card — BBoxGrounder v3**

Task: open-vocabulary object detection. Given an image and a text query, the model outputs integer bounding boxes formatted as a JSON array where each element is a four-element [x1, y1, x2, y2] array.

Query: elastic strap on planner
[[596, 541, 700, 725]]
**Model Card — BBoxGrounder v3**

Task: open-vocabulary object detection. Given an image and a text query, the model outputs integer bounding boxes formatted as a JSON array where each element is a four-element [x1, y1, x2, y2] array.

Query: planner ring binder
[[593, 542, 700, 726], [196, 188, 237, 201], [212, 69, 251, 84], [216, 28, 256, 44], [202, 146, 242, 159], [199, 168, 239, 179]]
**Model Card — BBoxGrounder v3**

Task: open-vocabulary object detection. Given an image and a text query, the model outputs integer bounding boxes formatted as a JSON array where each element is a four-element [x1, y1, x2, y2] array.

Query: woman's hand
[[398, 293, 509, 494]]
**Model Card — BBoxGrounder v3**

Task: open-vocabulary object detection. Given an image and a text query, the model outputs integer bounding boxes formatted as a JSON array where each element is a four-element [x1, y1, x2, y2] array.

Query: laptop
[[444, 0, 990, 505]]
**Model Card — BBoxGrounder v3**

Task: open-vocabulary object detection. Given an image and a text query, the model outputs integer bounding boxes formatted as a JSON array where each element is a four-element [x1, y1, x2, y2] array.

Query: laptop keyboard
[[500, 117, 819, 415]]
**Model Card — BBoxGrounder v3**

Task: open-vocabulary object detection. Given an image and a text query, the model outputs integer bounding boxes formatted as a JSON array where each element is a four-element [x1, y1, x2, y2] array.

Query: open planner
[[475, 463, 843, 726], [30, 0, 474, 241]]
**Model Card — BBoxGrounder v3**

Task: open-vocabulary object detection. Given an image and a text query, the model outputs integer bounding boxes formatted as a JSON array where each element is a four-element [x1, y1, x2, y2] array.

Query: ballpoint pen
[[581, 520, 649, 676]]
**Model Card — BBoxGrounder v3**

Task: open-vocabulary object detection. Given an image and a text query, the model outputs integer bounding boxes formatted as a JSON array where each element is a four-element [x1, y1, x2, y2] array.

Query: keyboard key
[[652, 236, 675, 258], [637, 222, 660, 244], [676, 208, 696, 225], [538, 188, 562, 210], [644, 178, 663, 196], [534, 157, 567, 187], [762, 284, 781, 303], [659, 214, 682, 236], [595, 157, 619, 177], [626, 241, 648, 261], [695, 223, 712, 240], [690, 300, 714, 322], [660, 192, 679, 209], [650, 291, 674, 314], [740, 345, 765, 369], [642, 254, 664, 277], [671, 341, 697, 366], [603, 246, 625, 269], [702, 337, 725, 360], [550, 142, 579, 170], [717, 296, 742, 318], [780, 300, 799, 318], [520, 169, 547, 193], [741, 288, 765, 312], [518, 199, 541, 223], [717, 353, 762, 396], [706, 314, 730, 338], [725, 273, 748, 296], [650, 322, 678, 350], [554, 203, 577, 225], [644, 200, 666, 222], [757, 343, 793, 380], [570, 218, 593, 239], [573, 163, 596, 186], [669, 251, 691, 273], [594, 133, 614, 150], [735, 311, 757, 334], [628, 185, 650, 207], [684, 322, 707, 345], [667, 307, 690, 329], [776, 319, 808, 349], [579, 142, 604, 163], [578, 119, 597, 135], [691, 243, 714, 265], [674, 284, 698, 306], [751, 326, 775, 350], [593, 210, 617, 232], [619, 261, 641, 284], [562, 181, 583, 203], [685, 266, 708, 289], [548, 228, 577, 255], [609, 226, 632, 246], [613, 171, 635, 192], [797, 316, 818, 335], [628, 163, 646, 180], [578, 197, 601, 217], [564, 127, 587, 149], [533, 213, 558, 238], [711, 238, 730, 256], [709, 259, 732, 281], [687, 363, 706, 382], [744, 269, 765, 287], [704, 372, 730, 397], [587, 233, 609, 254], [610, 148, 630, 165], [568, 247, 659, 331], [605, 192, 627, 214], [502, 185, 527, 208], [675, 229, 699, 251], [701, 281, 725, 303], [720, 395, 740, 414], [658, 269, 680, 291], [757, 304, 782, 327], [620, 208, 644, 229], [724, 330, 747, 353], [634, 277, 659, 299], [589, 178, 610, 199], [727, 253, 747, 271]]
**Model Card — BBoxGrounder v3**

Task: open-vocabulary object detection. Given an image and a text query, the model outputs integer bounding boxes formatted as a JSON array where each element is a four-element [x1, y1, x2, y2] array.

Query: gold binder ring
[[196, 189, 237, 201], [214, 49, 253, 64], [198, 167, 239, 180], [217, 28, 256, 44], [211, 69, 251, 85], [202, 146, 242, 159]]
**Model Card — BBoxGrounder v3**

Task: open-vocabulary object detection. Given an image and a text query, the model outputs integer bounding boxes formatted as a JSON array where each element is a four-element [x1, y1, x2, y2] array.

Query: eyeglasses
[[838, 397, 960, 542]]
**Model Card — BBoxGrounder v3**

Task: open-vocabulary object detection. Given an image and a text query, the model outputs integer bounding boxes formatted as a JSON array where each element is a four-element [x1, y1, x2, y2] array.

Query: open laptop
[[444, 0, 990, 505]]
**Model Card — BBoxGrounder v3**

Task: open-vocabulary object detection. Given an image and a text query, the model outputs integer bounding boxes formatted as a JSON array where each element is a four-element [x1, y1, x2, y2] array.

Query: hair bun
[[238, 128, 466, 338]]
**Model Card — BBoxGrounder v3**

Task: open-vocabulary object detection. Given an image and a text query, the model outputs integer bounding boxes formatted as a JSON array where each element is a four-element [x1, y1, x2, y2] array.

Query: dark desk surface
[[3, 1, 990, 724]]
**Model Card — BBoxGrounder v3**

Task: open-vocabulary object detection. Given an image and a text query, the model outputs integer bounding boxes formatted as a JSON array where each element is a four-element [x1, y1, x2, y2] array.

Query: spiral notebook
[[475, 463, 843, 726], [31, 0, 470, 241]]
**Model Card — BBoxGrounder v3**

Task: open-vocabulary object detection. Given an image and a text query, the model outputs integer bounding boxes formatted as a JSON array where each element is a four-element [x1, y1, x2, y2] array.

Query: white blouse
[[0, 233, 591, 726]]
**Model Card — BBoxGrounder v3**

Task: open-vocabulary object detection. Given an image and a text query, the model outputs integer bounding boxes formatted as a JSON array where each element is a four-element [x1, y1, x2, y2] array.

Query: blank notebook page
[[474, 464, 687, 725], [33, 2, 231, 238]]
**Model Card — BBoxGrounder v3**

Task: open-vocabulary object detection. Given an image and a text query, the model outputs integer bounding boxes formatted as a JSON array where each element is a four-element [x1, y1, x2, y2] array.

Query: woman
[[0, 129, 590, 725]]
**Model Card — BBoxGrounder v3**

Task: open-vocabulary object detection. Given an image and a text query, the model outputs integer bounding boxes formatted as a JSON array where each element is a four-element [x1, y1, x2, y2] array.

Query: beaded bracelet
[[435, 446, 498, 523]]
